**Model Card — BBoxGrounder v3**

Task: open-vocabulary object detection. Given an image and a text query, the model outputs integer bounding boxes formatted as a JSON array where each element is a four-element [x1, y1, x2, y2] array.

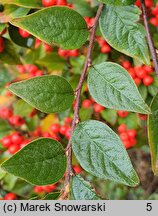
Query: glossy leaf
[[11, 7, 89, 49], [0, 4, 29, 23], [71, 175, 100, 200], [72, 120, 139, 186], [8, 75, 74, 114], [0, 0, 42, 8], [1, 138, 67, 185], [0, 38, 21, 65], [148, 93, 158, 175], [88, 62, 150, 114], [99, 0, 134, 6], [99, 5, 150, 64]]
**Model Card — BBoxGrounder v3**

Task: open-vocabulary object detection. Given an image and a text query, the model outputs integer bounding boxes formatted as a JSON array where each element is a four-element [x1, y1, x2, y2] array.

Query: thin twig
[[60, 3, 104, 200], [140, 0, 158, 77]]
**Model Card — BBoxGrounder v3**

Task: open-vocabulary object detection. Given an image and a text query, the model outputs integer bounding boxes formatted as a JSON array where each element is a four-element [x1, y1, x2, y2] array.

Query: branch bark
[[60, 3, 104, 200], [140, 0, 158, 77]]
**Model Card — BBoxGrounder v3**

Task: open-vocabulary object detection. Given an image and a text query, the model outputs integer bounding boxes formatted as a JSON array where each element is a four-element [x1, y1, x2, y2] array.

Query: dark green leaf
[[11, 7, 89, 49], [8, 75, 74, 114], [99, 0, 134, 6], [9, 25, 35, 48], [99, 6, 150, 64], [1, 138, 67, 185], [44, 192, 60, 200], [148, 93, 158, 175], [71, 175, 100, 200], [88, 62, 150, 114], [0, 38, 21, 64], [0, 0, 42, 8], [0, 4, 29, 23], [101, 109, 117, 125], [72, 120, 139, 186]]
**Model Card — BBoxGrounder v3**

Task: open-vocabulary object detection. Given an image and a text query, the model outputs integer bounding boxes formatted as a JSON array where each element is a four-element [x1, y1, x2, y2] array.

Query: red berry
[[117, 110, 129, 118], [44, 43, 53, 52], [143, 75, 154, 86], [11, 132, 24, 145], [59, 125, 68, 135], [1, 136, 12, 148], [34, 186, 44, 194], [130, 138, 137, 146], [93, 103, 104, 113], [50, 123, 60, 133], [143, 66, 153, 74], [0, 37, 5, 53], [42, 132, 52, 138], [45, 184, 57, 192], [58, 48, 68, 58], [121, 61, 131, 70], [120, 132, 129, 141], [118, 124, 127, 133], [73, 165, 82, 174], [135, 67, 147, 79], [65, 127, 71, 139], [16, 65, 26, 74], [134, 77, 142, 86], [42, 0, 56, 7], [64, 117, 72, 125], [123, 140, 132, 149], [9, 116, 25, 126], [68, 49, 79, 57], [4, 193, 17, 200], [150, 17, 158, 26], [8, 145, 20, 154], [57, 0, 67, 5], [0, 107, 13, 119], [127, 129, 137, 139], [82, 99, 92, 108], [101, 44, 111, 53], [152, 6, 158, 16], [18, 28, 30, 38]]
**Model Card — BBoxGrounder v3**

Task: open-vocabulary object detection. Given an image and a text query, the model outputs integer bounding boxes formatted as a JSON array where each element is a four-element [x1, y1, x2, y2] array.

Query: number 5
[[146, 203, 152, 211]]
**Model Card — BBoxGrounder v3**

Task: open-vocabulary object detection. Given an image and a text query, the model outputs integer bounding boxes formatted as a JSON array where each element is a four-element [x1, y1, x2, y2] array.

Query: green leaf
[[9, 25, 35, 48], [0, 4, 29, 23], [138, 85, 148, 100], [148, 93, 158, 175], [25, 44, 45, 64], [101, 109, 117, 125], [71, 175, 100, 200], [72, 120, 139, 186], [0, 38, 21, 65], [11, 7, 89, 50], [36, 53, 65, 71], [13, 99, 33, 117], [8, 75, 74, 114], [99, 0, 134, 6], [0, 0, 42, 8], [1, 138, 67, 185], [0, 119, 12, 139], [44, 192, 60, 200], [88, 62, 150, 114], [99, 5, 150, 64], [0, 167, 6, 180]]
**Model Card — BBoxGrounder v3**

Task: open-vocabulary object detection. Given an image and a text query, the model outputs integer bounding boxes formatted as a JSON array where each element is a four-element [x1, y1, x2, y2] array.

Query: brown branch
[[140, 0, 158, 77], [60, 3, 104, 200]]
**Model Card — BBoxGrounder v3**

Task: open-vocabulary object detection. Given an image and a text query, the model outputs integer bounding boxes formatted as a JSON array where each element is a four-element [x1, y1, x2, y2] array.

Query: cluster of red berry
[[82, 99, 105, 113], [0, 193, 17, 200], [42, 0, 69, 7], [34, 184, 57, 194], [58, 48, 80, 58], [117, 110, 129, 118], [96, 36, 111, 54], [118, 124, 137, 149], [0, 107, 25, 127], [150, 5, 158, 27], [135, 0, 153, 8], [121, 61, 154, 86], [1, 132, 29, 154], [16, 64, 44, 77]]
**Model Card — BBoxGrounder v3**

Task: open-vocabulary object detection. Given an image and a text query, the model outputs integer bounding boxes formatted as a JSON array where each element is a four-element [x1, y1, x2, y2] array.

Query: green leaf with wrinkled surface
[[71, 175, 100, 200], [99, 6, 150, 64], [44, 192, 60, 200], [0, 38, 21, 65], [148, 93, 158, 175], [0, 0, 42, 8], [11, 7, 89, 50], [0, 4, 29, 23], [72, 120, 139, 186], [1, 138, 67, 185], [99, 0, 134, 6], [88, 62, 150, 114], [8, 75, 74, 114]]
